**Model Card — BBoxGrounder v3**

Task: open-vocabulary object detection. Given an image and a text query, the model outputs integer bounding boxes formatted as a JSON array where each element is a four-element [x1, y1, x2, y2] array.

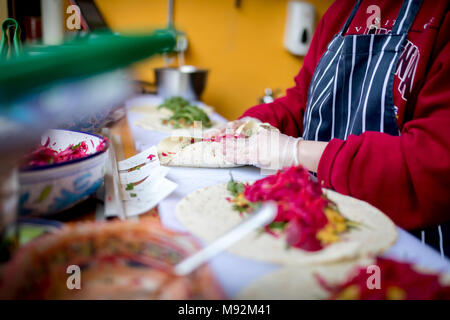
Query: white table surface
[[126, 95, 450, 298]]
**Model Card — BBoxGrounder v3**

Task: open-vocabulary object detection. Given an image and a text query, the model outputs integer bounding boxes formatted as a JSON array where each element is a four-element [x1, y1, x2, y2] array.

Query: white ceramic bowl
[[18, 129, 109, 216]]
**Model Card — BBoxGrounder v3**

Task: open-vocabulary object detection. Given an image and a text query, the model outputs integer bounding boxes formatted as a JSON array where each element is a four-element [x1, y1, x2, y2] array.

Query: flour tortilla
[[236, 259, 450, 300], [158, 136, 238, 168], [236, 259, 372, 299], [157, 120, 278, 168], [130, 104, 219, 134], [176, 184, 397, 265]]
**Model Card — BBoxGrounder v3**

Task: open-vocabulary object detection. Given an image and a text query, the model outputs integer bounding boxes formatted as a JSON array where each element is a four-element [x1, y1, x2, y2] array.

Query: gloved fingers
[[253, 129, 297, 169], [225, 120, 250, 134], [249, 133, 271, 168], [223, 138, 251, 165], [221, 127, 299, 169], [202, 127, 224, 139], [204, 119, 248, 139], [226, 117, 262, 137]]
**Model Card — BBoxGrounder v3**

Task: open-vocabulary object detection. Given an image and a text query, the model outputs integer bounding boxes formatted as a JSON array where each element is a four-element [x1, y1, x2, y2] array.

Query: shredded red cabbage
[[202, 134, 245, 143], [24, 137, 107, 168], [244, 166, 330, 251], [319, 257, 450, 300]]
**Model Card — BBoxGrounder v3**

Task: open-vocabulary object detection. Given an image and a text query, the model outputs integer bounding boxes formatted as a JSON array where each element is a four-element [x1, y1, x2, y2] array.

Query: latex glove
[[202, 117, 261, 139], [223, 128, 302, 170]]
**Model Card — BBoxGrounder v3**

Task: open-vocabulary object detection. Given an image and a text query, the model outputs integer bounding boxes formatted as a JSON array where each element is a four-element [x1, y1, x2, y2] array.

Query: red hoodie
[[241, 0, 450, 230]]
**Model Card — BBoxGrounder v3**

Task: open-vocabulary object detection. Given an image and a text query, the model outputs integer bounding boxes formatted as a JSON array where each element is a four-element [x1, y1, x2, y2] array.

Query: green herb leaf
[[227, 179, 245, 197], [268, 221, 288, 231], [129, 165, 141, 171], [232, 204, 247, 213], [70, 142, 81, 151], [126, 183, 134, 191], [130, 193, 137, 198], [235, 182, 244, 194], [159, 96, 212, 129], [227, 180, 237, 195], [249, 202, 261, 210]]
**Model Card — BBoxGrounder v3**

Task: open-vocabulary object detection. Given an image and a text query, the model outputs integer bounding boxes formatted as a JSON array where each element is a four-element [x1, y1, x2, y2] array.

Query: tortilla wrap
[[157, 120, 277, 168], [130, 104, 219, 134], [176, 184, 397, 265], [158, 136, 238, 168], [237, 259, 372, 299], [236, 259, 450, 299]]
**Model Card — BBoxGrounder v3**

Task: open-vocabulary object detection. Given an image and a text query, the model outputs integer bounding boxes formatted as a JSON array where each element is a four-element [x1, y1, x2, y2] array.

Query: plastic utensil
[[173, 203, 277, 276]]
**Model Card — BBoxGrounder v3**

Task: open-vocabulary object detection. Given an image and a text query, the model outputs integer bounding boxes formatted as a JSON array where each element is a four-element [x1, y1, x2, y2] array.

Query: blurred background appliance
[[283, 1, 316, 56], [154, 65, 208, 101], [41, 0, 64, 45]]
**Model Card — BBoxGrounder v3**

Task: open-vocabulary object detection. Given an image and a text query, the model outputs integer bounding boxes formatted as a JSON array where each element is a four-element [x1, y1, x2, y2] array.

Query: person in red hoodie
[[206, 0, 450, 256]]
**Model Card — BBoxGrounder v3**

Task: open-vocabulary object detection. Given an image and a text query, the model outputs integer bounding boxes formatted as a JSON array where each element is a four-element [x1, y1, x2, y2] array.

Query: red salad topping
[[95, 138, 107, 153], [202, 134, 245, 143], [24, 137, 107, 168], [243, 166, 331, 251], [319, 257, 450, 300]]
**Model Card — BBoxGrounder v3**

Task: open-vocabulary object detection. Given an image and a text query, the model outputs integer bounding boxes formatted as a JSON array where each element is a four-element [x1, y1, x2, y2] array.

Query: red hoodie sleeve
[[317, 15, 450, 230], [240, 12, 334, 138]]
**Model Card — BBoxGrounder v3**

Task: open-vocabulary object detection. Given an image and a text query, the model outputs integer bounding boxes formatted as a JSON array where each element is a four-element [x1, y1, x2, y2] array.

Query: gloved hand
[[202, 117, 261, 139], [223, 128, 302, 170]]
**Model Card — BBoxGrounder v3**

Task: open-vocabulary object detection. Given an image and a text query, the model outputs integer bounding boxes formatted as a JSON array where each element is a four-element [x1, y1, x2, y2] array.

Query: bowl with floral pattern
[[18, 129, 109, 216]]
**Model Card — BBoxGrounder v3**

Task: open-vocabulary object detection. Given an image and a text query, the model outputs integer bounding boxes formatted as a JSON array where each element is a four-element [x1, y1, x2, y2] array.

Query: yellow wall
[[0, 0, 7, 23], [95, 0, 333, 120]]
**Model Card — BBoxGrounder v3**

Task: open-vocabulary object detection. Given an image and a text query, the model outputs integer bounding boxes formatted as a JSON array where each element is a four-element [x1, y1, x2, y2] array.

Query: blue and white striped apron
[[303, 0, 448, 257]]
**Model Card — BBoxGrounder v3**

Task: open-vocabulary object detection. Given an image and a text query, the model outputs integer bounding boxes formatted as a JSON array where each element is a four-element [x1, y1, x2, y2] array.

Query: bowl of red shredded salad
[[18, 129, 109, 216]]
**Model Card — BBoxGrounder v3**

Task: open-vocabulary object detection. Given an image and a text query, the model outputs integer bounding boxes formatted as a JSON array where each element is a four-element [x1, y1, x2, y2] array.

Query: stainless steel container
[[154, 66, 208, 101]]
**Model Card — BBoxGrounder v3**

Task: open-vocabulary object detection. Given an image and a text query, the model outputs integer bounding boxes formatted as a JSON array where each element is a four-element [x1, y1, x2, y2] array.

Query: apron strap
[[391, 0, 423, 34], [340, 0, 363, 36]]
